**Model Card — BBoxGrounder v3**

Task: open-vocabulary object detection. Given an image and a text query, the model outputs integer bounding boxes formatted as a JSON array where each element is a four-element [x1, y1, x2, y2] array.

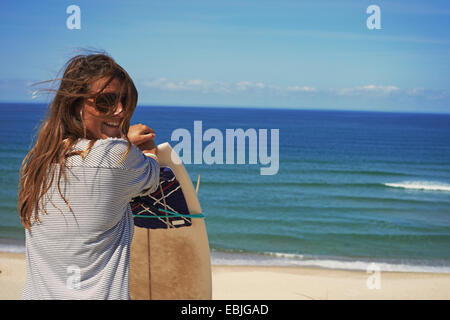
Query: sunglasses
[[91, 92, 127, 113]]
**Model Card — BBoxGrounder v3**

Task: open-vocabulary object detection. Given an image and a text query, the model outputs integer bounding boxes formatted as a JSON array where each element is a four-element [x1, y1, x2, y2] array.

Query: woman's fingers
[[140, 126, 155, 135], [140, 131, 156, 142], [128, 124, 157, 145], [136, 134, 156, 146], [129, 123, 154, 134]]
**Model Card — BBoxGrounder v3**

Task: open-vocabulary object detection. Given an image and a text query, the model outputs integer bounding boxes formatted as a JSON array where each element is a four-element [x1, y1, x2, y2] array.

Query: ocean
[[1, 103, 450, 273]]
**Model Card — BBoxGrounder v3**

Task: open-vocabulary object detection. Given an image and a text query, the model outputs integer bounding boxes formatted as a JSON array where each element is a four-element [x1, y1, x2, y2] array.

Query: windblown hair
[[18, 52, 138, 229]]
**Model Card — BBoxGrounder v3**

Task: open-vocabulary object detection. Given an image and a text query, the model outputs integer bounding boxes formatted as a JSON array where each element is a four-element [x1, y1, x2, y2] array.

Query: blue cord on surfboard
[[133, 208, 205, 219]]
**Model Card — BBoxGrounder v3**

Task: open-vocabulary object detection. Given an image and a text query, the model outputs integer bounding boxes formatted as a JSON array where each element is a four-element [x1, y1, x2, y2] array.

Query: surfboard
[[129, 142, 212, 300]]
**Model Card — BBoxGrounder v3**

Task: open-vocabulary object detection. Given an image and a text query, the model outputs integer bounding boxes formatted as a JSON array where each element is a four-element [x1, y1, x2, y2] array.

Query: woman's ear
[[73, 102, 87, 138]]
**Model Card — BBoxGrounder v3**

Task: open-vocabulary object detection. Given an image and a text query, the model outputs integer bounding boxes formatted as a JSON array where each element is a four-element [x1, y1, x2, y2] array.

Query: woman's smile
[[101, 118, 122, 137]]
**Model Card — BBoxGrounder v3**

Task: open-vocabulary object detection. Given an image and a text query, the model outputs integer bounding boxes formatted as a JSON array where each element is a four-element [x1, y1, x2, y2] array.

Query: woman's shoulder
[[72, 137, 138, 156], [73, 136, 128, 147], [69, 137, 145, 170]]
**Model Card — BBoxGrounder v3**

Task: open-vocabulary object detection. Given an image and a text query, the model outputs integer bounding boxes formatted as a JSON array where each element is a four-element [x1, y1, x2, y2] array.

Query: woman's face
[[80, 77, 126, 139]]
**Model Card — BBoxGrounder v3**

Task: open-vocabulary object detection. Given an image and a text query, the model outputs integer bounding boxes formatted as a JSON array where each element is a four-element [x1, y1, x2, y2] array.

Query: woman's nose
[[113, 101, 124, 116]]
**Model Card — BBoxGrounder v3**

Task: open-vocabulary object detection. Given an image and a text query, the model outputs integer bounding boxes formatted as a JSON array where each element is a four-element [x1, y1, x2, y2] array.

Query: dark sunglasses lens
[[95, 93, 118, 112], [121, 95, 128, 107]]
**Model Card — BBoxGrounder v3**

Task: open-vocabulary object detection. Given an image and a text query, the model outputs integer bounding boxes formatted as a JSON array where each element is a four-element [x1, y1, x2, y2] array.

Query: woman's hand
[[128, 123, 157, 154], [128, 123, 155, 145]]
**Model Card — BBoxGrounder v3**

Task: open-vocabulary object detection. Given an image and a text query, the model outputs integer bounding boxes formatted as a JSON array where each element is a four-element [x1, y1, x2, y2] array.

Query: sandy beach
[[1, 251, 449, 300]]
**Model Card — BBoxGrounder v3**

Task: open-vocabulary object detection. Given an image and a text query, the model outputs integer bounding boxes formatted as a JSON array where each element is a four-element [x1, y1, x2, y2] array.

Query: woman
[[18, 53, 160, 299]]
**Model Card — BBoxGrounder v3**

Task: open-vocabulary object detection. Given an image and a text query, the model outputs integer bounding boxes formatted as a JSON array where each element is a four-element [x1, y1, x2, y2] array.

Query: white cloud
[[138, 78, 449, 106], [406, 87, 449, 101], [337, 85, 401, 96], [142, 77, 221, 93], [140, 78, 317, 95], [235, 81, 269, 91], [407, 87, 426, 97], [286, 85, 317, 93], [235, 81, 253, 91]]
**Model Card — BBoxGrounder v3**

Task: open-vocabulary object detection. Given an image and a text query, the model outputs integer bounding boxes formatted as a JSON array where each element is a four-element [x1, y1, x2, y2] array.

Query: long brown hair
[[18, 52, 138, 229]]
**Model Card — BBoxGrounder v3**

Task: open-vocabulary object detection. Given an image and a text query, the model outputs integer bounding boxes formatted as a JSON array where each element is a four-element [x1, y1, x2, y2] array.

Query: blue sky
[[1, 0, 449, 113]]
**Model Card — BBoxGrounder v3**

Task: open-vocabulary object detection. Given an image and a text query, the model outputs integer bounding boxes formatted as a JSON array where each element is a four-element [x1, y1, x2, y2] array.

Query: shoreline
[[2, 239, 450, 274], [1, 251, 450, 300]]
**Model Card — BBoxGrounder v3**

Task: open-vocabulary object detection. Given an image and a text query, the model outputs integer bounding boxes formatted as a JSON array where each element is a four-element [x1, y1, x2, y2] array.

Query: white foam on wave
[[3, 242, 449, 274], [385, 181, 450, 192], [211, 250, 450, 274], [0, 243, 25, 253]]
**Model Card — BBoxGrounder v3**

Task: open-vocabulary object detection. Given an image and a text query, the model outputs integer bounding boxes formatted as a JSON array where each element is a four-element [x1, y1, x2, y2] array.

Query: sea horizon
[[2, 101, 450, 116]]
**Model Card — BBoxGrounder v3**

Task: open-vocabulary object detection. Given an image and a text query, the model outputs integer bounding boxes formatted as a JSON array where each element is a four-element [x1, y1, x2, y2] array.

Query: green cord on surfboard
[[133, 208, 205, 219]]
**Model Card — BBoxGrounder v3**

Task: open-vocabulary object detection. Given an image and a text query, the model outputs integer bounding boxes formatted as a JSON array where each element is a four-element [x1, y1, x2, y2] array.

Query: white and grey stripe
[[21, 137, 159, 300]]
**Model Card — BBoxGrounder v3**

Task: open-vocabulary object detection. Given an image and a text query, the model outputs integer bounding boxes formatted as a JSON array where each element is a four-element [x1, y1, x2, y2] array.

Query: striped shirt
[[21, 137, 160, 300]]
